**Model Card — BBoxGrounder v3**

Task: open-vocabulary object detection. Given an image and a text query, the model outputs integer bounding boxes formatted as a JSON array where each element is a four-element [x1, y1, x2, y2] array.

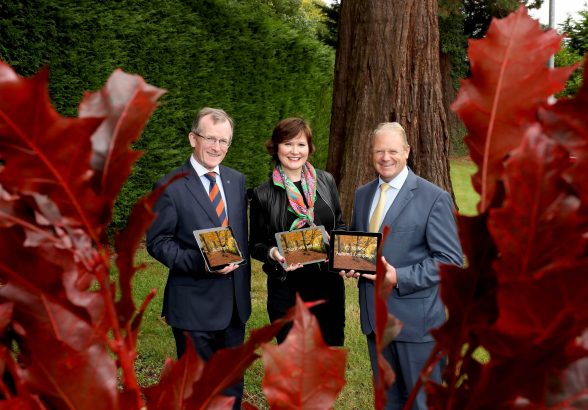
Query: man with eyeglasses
[[340, 122, 463, 409], [147, 107, 250, 409]]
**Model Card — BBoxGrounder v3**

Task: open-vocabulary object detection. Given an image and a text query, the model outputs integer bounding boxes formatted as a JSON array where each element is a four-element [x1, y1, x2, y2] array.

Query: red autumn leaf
[[0, 61, 168, 409], [0, 281, 121, 409], [428, 214, 499, 409], [451, 5, 574, 212], [430, 6, 588, 409], [373, 226, 400, 410], [0, 62, 103, 240], [78, 69, 166, 232], [543, 329, 588, 409], [458, 128, 588, 407], [184, 306, 300, 409], [0, 395, 46, 410], [142, 339, 206, 409], [489, 127, 584, 280], [261, 294, 347, 409], [144, 309, 296, 409], [115, 176, 181, 328], [539, 62, 588, 208], [0, 302, 13, 335]]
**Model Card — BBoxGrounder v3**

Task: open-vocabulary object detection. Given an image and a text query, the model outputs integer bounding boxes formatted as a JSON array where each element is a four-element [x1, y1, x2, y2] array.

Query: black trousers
[[172, 304, 245, 409], [267, 263, 345, 346]]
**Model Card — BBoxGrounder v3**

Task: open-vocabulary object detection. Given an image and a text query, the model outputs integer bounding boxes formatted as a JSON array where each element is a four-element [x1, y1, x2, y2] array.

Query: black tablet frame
[[328, 230, 382, 274], [193, 226, 246, 272]]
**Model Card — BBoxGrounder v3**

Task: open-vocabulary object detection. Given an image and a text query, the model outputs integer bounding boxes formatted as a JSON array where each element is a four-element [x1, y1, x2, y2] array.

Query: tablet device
[[193, 226, 246, 272], [328, 230, 382, 274], [275, 225, 328, 269]]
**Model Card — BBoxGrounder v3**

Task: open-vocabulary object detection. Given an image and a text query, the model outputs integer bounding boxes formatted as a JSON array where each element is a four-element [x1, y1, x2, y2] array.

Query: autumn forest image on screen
[[199, 229, 242, 267], [278, 227, 327, 265], [332, 234, 378, 272]]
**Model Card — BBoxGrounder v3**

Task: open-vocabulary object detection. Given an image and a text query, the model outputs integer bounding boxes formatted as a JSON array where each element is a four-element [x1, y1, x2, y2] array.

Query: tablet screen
[[275, 225, 328, 268], [329, 230, 381, 273], [193, 226, 246, 272]]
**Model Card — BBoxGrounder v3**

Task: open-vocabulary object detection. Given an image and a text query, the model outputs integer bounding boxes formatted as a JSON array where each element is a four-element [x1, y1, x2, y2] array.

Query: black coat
[[146, 161, 251, 331], [249, 168, 347, 346], [249, 169, 346, 278]]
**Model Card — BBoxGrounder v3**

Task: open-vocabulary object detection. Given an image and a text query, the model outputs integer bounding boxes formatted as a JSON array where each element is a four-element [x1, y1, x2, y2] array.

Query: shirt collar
[[190, 155, 220, 177], [378, 166, 408, 190]]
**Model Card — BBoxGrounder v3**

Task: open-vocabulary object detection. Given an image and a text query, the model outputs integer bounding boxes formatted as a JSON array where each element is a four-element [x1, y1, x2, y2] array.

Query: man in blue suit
[[147, 107, 250, 408], [342, 122, 463, 409]]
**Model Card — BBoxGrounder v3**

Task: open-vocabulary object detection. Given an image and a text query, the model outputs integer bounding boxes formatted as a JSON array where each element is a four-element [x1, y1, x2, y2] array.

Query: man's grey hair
[[191, 107, 234, 137], [370, 122, 409, 148]]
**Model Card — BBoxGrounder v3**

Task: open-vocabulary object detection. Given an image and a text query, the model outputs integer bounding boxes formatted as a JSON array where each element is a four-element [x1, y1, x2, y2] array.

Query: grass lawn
[[132, 157, 478, 408]]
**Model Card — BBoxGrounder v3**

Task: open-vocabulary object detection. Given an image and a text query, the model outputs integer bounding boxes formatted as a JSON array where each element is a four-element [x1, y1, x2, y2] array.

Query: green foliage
[[555, 45, 584, 98], [557, 9, 588, 98], [0, 0, 334, 230], [561, 10, 588, 56], [450, 157, 478, 215]]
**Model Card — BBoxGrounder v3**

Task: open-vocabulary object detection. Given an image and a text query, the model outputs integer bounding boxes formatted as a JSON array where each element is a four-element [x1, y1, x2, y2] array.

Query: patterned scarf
[[272, 162, 317, 230]]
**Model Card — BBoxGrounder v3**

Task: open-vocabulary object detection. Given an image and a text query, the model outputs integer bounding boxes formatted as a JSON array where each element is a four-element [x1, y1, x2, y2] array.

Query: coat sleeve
[[249, 187, 286, 278], [146, 181, 203, 274], [395, 191, 463, 295]]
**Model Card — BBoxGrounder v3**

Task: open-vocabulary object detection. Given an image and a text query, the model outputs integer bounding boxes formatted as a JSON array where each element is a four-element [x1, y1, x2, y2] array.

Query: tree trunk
[[439, 51, 461, 152], [327, 0, 454, 221]]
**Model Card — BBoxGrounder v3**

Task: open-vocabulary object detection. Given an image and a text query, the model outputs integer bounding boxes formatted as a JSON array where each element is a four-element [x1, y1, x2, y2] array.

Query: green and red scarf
[[272, 162, 317, 231]]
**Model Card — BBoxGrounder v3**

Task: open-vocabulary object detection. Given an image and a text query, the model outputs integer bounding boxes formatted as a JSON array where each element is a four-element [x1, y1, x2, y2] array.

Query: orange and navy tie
[[204, 172, 228, 227]]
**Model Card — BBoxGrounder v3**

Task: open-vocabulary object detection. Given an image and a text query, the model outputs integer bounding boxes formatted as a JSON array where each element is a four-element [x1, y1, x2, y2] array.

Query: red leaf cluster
[[372, 227, 403, 410], [0, 61, 165, 408], [429, 6, 588, 409], [0, 59, 352, 410], [261, 295, 347, 409]]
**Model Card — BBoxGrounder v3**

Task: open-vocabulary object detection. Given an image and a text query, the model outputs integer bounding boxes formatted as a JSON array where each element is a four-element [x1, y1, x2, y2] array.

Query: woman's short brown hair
[[265, 117, 315, 163]]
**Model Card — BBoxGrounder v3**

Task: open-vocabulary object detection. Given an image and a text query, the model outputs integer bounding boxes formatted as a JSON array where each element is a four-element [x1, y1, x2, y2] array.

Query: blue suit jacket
[[146, 160, 251, 331], [352, 170, 462, 342]]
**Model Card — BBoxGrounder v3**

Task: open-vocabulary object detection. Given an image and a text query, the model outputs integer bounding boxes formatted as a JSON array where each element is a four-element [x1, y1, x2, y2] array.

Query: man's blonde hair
[[370, 122, 409, 148]]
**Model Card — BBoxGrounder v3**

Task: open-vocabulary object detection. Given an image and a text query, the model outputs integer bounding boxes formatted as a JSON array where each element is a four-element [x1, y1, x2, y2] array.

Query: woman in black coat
[[249, 117, 346, 346]]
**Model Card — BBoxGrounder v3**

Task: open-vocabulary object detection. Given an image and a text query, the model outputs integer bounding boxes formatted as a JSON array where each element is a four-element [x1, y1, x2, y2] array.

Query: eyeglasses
[[193, 133, 231, 148]]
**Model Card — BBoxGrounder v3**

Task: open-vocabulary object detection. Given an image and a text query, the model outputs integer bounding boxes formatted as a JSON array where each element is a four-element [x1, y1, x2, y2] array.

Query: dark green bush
[[0, 0, 334, 230]]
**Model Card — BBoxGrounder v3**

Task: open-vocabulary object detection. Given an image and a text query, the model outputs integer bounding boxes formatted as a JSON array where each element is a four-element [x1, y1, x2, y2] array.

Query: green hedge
[[0, 0, 335, 230]]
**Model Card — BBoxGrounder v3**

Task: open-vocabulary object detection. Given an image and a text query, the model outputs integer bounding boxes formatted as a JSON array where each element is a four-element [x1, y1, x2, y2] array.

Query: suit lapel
[[380, 170, 417, 229], [182, 162, 220, 226]]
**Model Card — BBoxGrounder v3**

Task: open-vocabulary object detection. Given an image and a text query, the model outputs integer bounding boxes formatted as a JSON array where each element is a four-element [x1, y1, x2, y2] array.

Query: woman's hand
[[269, 247, 303, 271]]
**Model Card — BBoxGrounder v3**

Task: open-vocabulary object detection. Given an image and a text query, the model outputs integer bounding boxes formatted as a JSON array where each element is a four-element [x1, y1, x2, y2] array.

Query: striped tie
[[204, 172, 228, 227]]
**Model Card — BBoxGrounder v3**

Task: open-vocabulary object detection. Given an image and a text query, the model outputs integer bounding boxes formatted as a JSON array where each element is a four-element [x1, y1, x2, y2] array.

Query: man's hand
[[214, 263, 240, 275], [339, 269, 360, 279], [339, 256, 398, 286]]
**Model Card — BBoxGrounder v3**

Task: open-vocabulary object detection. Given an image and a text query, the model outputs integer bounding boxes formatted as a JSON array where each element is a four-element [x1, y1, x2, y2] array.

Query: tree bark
[[439, 51, 461, 152], [327, 0, 454, 221]]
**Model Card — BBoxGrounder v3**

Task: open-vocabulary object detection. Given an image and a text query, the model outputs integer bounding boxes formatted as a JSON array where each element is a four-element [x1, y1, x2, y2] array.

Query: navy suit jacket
[[146, 160, 251, 332], [352, 169, 462, 342]]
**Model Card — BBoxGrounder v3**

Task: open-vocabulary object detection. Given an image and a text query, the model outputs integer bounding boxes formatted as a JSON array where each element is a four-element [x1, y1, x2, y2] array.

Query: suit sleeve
[[146, 183, 203, 274], [249, 189, 274, 264], [395, 191, 463, 295]]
